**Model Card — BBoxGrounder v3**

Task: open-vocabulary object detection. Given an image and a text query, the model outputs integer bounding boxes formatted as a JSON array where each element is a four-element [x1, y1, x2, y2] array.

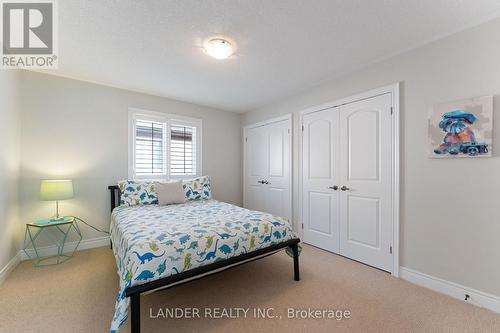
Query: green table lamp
[[40, 180, 74, 220]]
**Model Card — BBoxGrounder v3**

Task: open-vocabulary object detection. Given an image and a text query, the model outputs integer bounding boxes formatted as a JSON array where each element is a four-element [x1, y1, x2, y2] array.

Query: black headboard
[[108, 185, 120, 212]]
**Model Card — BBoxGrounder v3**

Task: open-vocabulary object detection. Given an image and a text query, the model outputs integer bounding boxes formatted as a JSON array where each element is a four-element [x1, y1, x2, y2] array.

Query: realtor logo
[[1, 0, 58, 68]]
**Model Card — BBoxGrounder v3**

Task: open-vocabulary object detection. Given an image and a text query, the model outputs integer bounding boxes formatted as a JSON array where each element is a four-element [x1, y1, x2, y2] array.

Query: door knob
[[340, 185, 350, 191], [257, 180, 265, 184], [328, 185, 339, 190]]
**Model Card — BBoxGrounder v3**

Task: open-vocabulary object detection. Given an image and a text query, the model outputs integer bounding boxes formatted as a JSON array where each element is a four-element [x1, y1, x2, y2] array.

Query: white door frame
[[243, 114, 293, 221], [298, 83, 400, 277]]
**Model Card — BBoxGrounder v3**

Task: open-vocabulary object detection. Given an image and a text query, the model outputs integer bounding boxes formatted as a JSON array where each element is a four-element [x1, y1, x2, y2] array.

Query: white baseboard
[[400, 266, 500, 314], [0, 252, 21, 286], [20, 236, 110, 261]]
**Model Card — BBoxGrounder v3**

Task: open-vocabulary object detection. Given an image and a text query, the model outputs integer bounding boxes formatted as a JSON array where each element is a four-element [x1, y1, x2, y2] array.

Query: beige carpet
[[1, 244, 499, 333]]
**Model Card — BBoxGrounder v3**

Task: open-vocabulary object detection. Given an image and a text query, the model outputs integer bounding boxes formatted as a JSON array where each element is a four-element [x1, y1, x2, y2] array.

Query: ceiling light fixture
[[203, 38, 234, 60]]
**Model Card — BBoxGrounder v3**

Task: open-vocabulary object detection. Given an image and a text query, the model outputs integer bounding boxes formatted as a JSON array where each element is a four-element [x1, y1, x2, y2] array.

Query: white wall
[[0, 71, 22, 271], [242, 18, 500, 296], [19, 71, 242, 243]]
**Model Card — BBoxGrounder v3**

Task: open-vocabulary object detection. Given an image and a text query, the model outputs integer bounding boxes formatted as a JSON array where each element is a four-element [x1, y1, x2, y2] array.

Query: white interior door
[[302, 108, 340, 253], [338, 93, 393, 271], [264, 120, 291, 219], [301, 92, 394, 272], [244, 118, 291, 220], [245, 124, 268, 212]]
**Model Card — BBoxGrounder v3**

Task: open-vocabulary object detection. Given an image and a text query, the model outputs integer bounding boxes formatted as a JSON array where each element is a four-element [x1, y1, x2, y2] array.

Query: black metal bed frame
[[108, 185, 301, 333]]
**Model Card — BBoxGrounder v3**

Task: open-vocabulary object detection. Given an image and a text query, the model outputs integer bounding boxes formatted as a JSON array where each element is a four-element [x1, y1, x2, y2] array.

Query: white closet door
[[245, 124, 269, 212], [264, 119, 291, 219], [338, 93, 393, 271], [244, 118, 291, 220], [302, 108, 340, 253]]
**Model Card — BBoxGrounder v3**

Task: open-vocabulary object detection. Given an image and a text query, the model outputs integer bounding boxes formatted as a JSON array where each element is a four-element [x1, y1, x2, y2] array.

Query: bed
[[108, 185, 301, 333]]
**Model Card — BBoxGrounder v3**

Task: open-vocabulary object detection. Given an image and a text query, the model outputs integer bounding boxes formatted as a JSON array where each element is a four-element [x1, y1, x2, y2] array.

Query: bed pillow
[[118, 180, 158, 206], [155, 181, 186, 206], [183, 175, 212, 200]]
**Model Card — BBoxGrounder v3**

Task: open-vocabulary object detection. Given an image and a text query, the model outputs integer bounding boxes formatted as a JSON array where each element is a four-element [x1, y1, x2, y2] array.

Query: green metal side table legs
[[23, 217, 82, 267]]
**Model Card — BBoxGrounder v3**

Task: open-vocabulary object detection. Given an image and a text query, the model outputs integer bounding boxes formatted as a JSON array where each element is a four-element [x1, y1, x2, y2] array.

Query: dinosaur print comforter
[[109, 199, 296, 332]]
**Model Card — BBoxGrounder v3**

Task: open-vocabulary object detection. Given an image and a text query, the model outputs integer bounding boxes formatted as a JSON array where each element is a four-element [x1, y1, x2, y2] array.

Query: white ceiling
[[52, 0, 500, 112]]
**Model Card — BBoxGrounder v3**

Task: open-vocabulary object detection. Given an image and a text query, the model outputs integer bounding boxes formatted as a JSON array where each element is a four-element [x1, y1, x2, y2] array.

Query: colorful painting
[[429, 96, 493, 158]]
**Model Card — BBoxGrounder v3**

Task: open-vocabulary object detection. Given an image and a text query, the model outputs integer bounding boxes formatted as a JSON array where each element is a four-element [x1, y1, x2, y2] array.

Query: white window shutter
[[134, 119, 167, 177], [170, 124, 197, 176], [128, 108, 201, 180]]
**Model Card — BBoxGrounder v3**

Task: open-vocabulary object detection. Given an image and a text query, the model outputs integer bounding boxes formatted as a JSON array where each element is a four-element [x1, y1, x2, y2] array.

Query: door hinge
[[245, 137, 247, 142], [301, 125, 304, 131], [301, 223, 304, 229], [389, 246, 393, 254], [287, 128, 290, 134], [390, 107, 393, 115]]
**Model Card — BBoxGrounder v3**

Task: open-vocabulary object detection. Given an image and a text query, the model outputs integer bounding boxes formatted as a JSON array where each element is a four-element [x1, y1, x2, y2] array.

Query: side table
[[23, 216, 82, 267]]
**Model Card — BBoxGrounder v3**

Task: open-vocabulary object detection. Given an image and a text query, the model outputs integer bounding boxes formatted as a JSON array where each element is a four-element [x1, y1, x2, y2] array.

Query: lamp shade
[[40, 180, 74, 201]]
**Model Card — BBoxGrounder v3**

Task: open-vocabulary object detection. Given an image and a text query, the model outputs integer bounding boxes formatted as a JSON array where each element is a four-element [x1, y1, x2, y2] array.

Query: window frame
[[128, 108, 202, 181]]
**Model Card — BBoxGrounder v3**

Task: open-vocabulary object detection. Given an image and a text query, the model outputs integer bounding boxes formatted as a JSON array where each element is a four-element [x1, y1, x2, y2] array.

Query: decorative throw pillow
[[118, 180, 158, 206], [183, 175, 212, 200], [155, 181, 186, 206]]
